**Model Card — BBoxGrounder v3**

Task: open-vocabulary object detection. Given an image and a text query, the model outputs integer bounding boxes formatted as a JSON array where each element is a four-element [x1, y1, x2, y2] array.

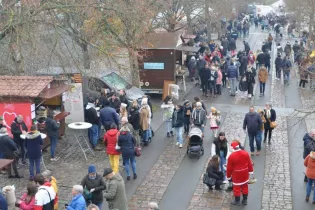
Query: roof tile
[[0, 76, 54, 98]]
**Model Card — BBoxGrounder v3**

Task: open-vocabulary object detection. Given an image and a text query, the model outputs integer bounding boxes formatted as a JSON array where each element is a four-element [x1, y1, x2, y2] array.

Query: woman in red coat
[[104, 124, 121, 173], [227, 141, 254, 206]]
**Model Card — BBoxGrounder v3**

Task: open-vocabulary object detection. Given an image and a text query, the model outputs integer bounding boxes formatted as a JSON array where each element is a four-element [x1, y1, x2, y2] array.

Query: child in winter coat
[[17, 182, 37, 210], [207, 107, 221, 138]]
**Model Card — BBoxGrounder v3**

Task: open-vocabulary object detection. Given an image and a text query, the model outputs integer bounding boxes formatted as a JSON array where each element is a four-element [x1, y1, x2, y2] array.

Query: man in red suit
[[227, 140, 254, 205]]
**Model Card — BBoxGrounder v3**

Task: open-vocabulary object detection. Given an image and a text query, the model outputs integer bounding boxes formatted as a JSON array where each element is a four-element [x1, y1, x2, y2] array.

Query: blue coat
[[118, 132, 135, 159], [25, 132, 43, 159], [100, 106, 120, 128], [0, 193, 8, 210], [227, 65, 238, 79], [67, 194, 86, 210]]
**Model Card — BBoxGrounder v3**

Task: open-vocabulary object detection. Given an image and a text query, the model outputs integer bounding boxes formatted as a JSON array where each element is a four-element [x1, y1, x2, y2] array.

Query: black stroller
[[187, 126, 204, 159]]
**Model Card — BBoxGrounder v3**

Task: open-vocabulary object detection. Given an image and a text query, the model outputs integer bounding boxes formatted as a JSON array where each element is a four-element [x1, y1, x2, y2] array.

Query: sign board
[[144, 62, 164, 70], [0, 103, 32, 137], [62, 83, 84, 124]]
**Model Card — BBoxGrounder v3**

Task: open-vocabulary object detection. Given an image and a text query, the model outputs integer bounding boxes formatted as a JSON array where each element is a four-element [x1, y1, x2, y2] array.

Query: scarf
[[266, 109, 271, 118]]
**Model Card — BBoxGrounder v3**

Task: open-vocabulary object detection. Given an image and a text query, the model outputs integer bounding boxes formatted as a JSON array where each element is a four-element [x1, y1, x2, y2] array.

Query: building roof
[[0, 76, 54, 98], [140, 32, 182, 49]]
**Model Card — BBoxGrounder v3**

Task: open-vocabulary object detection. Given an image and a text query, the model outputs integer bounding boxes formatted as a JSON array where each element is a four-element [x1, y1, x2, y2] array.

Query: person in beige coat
[[258, 64, 268, 97], [140, 99, 151, 146]]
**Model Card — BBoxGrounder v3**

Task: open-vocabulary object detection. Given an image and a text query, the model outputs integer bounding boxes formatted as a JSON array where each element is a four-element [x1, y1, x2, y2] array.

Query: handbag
[[269, 119, 277, 129], [115, 133, 121, 152], [215, 118, 221, 126], [135, 147, 141, 157], [203, 173, 216, 186]]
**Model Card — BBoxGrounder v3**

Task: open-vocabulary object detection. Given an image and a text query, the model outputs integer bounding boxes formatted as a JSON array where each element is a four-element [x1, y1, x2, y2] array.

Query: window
[[102, 73, 130, 90], [88, 78, 104, 92]]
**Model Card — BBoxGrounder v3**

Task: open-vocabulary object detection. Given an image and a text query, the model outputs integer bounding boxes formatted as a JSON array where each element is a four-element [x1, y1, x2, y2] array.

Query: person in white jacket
[[161, 95, 174, 137]]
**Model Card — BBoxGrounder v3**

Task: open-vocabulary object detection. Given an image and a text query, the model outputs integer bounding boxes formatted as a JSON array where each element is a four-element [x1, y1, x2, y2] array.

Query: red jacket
[[304, 153, 315, 179], [104, 129, 121, 155], [226, 149, 254, 185], [20, 193, 35, 210]]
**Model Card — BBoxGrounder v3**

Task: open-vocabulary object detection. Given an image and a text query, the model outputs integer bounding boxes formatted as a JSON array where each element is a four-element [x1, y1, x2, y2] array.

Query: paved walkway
[[261, 116, 292, 210]]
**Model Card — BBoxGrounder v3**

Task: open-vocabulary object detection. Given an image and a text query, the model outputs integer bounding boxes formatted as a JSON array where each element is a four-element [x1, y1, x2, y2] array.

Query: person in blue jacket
[[0, 191, 8, 210], [66, 185, 86, 210], [25, 125, 43, 180], [100, 99, 120, 131]]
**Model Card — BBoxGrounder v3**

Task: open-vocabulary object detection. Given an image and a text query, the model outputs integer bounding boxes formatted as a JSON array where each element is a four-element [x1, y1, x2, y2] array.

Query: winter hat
[[88, 165, 96, 174], [103, 168, 113, 177], [141, 98, 148, 105], [121, 103, 127, 108], [196, 102, 202, 108], [121, 117, 128, 123], [231, 141, 240, 150]]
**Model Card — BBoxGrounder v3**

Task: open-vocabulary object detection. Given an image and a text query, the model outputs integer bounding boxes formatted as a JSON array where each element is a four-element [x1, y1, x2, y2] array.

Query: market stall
[[0, 76, 70, 148], [138, 32, 199, 98]]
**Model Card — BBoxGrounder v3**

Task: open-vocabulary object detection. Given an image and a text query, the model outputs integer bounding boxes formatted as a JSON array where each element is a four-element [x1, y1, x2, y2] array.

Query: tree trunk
[[205, 0, 211, 40], [82, 43, 91, 69], [9, 30, 24, 74], [128, 48, 140, 87]]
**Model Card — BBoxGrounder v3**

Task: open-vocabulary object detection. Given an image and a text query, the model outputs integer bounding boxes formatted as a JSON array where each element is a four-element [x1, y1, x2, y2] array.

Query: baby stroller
[[187, 126, 204, 159]]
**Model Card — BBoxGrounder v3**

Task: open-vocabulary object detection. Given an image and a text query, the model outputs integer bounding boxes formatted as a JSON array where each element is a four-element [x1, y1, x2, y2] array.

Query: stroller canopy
[[189, 126, 203, 138]]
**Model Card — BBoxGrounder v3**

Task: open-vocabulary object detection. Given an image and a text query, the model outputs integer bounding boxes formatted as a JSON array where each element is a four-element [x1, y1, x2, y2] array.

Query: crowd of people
[[1, 10, 315, 210]]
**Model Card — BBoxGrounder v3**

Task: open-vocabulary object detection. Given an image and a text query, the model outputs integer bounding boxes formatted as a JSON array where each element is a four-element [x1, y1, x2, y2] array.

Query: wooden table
[[0, 159, 14, 170]]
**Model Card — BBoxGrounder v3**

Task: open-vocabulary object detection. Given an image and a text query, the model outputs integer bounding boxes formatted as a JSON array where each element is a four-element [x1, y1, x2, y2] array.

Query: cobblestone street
[[261, 117, 292, 210], [188, 113, 245, 210]]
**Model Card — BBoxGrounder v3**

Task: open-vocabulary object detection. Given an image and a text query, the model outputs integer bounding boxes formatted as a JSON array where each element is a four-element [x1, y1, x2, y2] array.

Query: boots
[[231, 196, 241, 206], [242, 194, 248, 205]]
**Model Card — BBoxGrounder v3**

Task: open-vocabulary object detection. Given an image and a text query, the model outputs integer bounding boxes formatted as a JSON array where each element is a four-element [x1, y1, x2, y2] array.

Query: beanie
[[88, 165, 96, 174]]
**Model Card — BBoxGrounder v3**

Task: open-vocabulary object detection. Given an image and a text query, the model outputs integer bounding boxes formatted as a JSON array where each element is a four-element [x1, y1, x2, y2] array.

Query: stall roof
[[140, 32, 182, 49], [176, 46, 200, 53], [39, 83, 71, 99], [0, 76, 54, 98]]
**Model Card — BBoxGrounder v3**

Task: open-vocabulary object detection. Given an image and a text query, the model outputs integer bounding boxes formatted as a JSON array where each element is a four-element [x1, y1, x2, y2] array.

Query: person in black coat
[[86, 98, 100, 149], [108, 93, 121, 113], [183, 101, 192, 135], [199, 67, 210, 96], [206, 155, 224, 190], [240, 53, 249, 76], [264, 103, 276, 144], [118, 125, 137, 180], [119, 89, 129, 110], [81, 165, 106, 207], [264, 51, 271, 74], [245, 66, 256, 97], [45, 110, 60, 161], [256, 51, 265, 69], [25, 125, 43, 180], [10, 115, 28, 164], [172, 105, 184, 148], [228, 38, 236, 52], [128, 100, 141, 146], [275, 53, 283, 79], [213, 132, 228, 179], [0, 127, 22, 178]]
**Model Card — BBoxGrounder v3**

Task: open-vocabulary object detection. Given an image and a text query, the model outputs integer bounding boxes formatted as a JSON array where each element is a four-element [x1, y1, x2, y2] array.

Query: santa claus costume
[[226, 141, 254, 205]]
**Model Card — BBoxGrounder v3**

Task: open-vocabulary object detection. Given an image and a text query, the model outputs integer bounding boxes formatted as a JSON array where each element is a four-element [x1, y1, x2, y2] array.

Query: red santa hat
[[231, 141, 240, 150]]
